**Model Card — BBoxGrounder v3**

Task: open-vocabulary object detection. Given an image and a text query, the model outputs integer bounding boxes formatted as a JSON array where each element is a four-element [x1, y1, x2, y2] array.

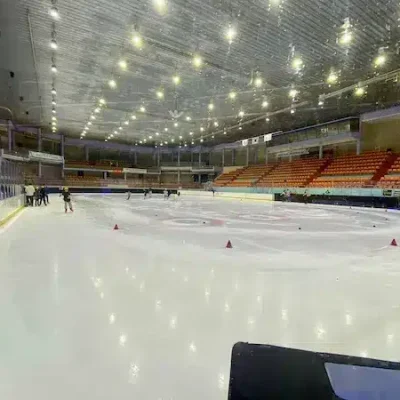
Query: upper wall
[[362, 119, 400, 152]]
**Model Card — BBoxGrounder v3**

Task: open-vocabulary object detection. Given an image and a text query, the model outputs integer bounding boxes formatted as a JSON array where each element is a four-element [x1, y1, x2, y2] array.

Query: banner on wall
[[251, 137, 260, 145], [264, 133, 272, 142], [242, 139, 248, 146], [29, 151, 64, 164]]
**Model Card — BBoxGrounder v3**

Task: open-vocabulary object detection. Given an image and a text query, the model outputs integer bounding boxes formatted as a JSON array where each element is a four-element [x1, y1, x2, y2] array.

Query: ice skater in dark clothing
[[34, 187, 40, 206], [167, 190, 171, 199], [39, 186, 47, 206], [61, 187, 73, 213], [144, 189, 148, 199], [127, 191, 131, 200]]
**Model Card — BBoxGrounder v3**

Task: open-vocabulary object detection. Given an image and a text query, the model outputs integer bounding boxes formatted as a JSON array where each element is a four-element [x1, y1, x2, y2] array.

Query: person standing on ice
[[61, 187, 73, 213], [127, 191, 131, 200], [163, 188, 168, 200]]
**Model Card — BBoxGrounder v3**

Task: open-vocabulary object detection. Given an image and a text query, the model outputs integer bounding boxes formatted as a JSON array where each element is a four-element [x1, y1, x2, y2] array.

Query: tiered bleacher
[[225, 165, 275, 187], [257, 158, 327, 187], [309, 151, 389, 188], [214, 168, 243, 186], [377, 156, 400, 188]]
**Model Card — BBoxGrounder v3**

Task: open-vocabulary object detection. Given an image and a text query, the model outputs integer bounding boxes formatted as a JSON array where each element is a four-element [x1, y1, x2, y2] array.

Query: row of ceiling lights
[[49, 1, 59, 133], [79, 9, 388, 147]]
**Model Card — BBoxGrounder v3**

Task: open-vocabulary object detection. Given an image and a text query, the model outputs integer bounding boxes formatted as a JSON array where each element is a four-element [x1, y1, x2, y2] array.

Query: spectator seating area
[[213, 168, 243, 186], [224, 165, 275, 187], [214, 151, 399, 189], [258, 158, 327, 187], [377, 156, 400, 188], [310, 151, 390, 188]]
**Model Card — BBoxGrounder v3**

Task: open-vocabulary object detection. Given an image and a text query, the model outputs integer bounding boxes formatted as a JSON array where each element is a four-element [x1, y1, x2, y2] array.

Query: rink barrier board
[[180, 190, 274, 202], [0, 195, 25, 227]]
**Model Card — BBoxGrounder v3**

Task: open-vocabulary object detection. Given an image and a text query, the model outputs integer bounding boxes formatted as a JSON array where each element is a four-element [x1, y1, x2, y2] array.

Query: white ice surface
[[1, 194, 400, 399]]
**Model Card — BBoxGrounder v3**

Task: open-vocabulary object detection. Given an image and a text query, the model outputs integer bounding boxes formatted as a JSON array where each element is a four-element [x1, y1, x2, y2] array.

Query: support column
[[319, 145, 323, 159], [356, 139, 361, 155], [134, 151, 137, 166], [199, 148, 202, 167], [177, 148, 181, 184], [289, 152, 292, 162], [246, 146, 249, 166], [191, 150, 193, 165], [124, 173, 127, 181], [254, 147, 258, 164], [61, 134, 65, 178], [265, 148, 269, 164], [38, 128, 42, 151], [232, 149, 235, 166], [85, 146, 89, 162], [7, 120, 12, 152], [103, 171, 107, 180], [222, 148, 225, 167], [38, 128, 42, 178], [157, 149, 160, 168]]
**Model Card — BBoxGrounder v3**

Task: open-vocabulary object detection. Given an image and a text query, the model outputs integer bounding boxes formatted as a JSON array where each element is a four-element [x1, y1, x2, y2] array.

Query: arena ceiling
[[1, 0, 400, 148]]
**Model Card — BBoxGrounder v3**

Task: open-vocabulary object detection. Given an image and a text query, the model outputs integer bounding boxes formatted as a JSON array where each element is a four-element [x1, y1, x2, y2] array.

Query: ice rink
[[2, 193, 400, 399]]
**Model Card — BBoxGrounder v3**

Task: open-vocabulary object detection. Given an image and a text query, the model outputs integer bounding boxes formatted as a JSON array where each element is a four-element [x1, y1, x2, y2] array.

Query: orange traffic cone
[[390, 239, 397, 246], [114, 224, 119, 230], [226, 240, 232, 249]]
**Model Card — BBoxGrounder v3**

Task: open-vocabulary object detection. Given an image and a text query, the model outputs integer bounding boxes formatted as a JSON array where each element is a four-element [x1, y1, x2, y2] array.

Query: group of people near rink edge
[[24, 184, 73, 213], [24, 184, 49, 207]]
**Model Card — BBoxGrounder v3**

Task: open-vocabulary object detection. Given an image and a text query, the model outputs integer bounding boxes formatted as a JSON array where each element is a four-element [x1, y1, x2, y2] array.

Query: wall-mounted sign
[[29, 151, 64, 164]]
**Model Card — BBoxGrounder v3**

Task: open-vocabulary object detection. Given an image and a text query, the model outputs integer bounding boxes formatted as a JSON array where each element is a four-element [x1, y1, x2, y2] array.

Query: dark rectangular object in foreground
[[229, 342, 400, 400]]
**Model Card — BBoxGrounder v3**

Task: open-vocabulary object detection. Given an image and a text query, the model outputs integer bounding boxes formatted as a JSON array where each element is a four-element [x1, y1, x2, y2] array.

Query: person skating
[[34, 187, 40, 206], [25, 183, 35, 206], [127, 191, 131, 200], [163, 188, 168, 200], [61, 187, 73, 213], [39, 186, 47, 206]]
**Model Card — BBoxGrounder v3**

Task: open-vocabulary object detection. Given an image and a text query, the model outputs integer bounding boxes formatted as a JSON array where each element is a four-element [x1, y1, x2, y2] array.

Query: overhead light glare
[[262, 101, 269, 108], [108, 79, 117, 89], [118, 60, 127, 70], [51, 88, 57, 95], [229, 91, 237, 100], [99, 98, 106, 105], [327, 72, 338, 84], [254, 77, 263, 87], [225, 26, 236, 43], [156, 90, 164, 99], [172, 75, 180, 85], [193, 55, 203, 68], [289, 89, 298, 98], [51, 64, 57, 73], [49, 6, 60, 20], [50, 39, 58, 50], [208, 103, 214, 111], [292, 58, 303, 71], [132, 34, 143, 48], [374, 54, 386, 67], [354, 86, 365, 97], [131, 114, 137, 120]]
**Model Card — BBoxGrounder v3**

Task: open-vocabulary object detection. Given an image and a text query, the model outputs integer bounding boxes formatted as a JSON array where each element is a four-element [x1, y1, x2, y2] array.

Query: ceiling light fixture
[[179, 135, 183, 139], [327, 72, 338, 84], [156, 90, 164, 99], [225, 25, 236, 44], [51, 64, 57, 73], [153, 0, 167, 13], [292, 57, 303, 71], [51, 88, 57, 95], [164, 128, 168, 132], [52, 100, 56, 106], [266, 118, 270, 122], [289, 89, 298, 98], [140, 106, 146, 113], [290, 109, 295, 114], [254, 77, 263, 87], [200, 127, 204, 132], [52, 108, 56, 114], [208, 103, 214, 111], [156, 132, 160, 136], [172, 75, 180, 85], [354, 86, 365, 97], [262, 101, 269, 108], [214, 121, 219, 127], [99, 98, 106, 105], [229, 91, 237, 100], [193, 55, 203, 68], [186, 116, 191, 121], [189, 131, 193, 135], [90, 115, 95, 120], [49, 6, 60, 20], [124, 120, 129, 125], [52, 116, 57, 121], [108, 79, 117, 89], [118, 60, 127, 70], [132, 34, 143, 48], [50, 39, 58, 50], [238, 110, 244, 117], [174, 122, 178, 127], [374, 54, 386, 67], [131, 115, 137, 120], [88, 121, 92, 126], [118, 126, 123, 130]]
